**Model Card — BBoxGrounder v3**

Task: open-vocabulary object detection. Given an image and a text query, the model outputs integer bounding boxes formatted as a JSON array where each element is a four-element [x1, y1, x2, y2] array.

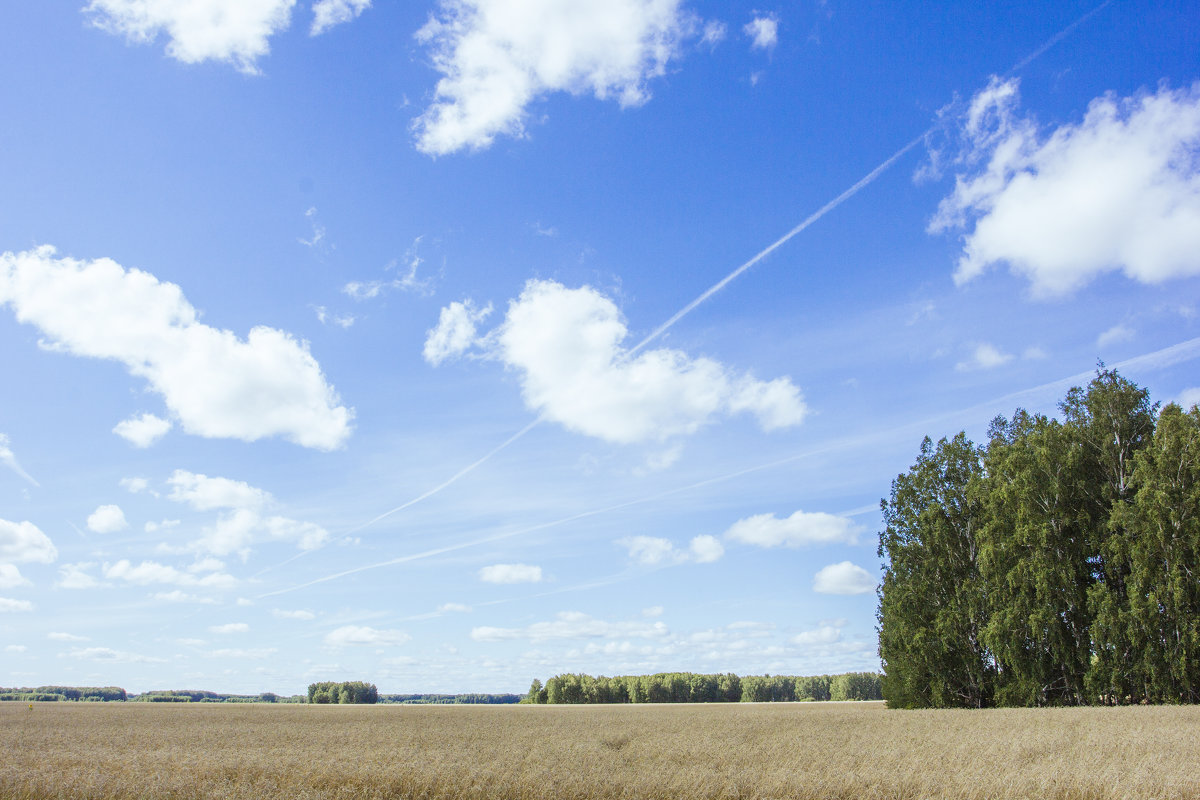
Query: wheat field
[[3, 700, 1198, 799]]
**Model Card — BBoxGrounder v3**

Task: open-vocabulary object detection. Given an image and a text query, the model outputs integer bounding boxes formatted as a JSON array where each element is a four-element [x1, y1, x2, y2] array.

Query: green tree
[[878, 433, 994, 708], [1117, 403, 1200, 702], [979, 411, 1092, 706]]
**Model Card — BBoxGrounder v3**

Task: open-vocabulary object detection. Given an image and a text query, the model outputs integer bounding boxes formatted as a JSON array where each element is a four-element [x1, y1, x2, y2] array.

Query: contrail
[[337, 0, 1116, 534], [345, 416, 543, 535], [260, 333, 1200, 599]]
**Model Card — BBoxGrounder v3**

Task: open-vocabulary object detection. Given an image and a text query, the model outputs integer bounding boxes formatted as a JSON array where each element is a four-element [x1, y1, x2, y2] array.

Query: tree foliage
[[307, 681, 379, 704], [878, 368, 1198, 707], [530, 672, 880, 704]]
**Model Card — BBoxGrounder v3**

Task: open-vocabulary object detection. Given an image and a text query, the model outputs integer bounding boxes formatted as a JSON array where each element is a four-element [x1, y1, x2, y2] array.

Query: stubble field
[[3, 700, 1199, 800]]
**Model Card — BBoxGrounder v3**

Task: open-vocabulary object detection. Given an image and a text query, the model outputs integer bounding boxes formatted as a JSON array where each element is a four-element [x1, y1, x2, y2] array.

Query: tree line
[[878, 368, 1200, 708], [0, 686, 127, 702], [524, 672, 882, 704], [381, 693, 522, 705]]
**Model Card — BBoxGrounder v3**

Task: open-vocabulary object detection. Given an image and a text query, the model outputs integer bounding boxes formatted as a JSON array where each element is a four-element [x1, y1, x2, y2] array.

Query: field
[[3, 701, 1199, 799]]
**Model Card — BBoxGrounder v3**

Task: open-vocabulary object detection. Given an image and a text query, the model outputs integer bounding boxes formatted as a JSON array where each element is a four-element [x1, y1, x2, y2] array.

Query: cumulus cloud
[[209, 622, 249, 634], [723, 510, 859, 548], [792, 624, 842, 647], [0, 597, 34, 612], [0, 564, 30, 589], [812, 561, 875, 595], [168, 470, 270, 511], [113, 413, 172, 447], [438, 602, 472, 613], [471, 610, 668, 642], [5, 644, 27, 652], [104, 559, 237, 590], [930, 80, 1200, 297], [0, 247, 353, 450], [413, 0, 697, 155], [311, 0, 369, 35], [83, 0, 296, 74], [433, 280, 806, 444], [324, 625, 410, 646], [478, 563, 542, 583], [193, 509, 329, 557], [56, 563, 100, 590], [423, 300, 492, 365], [618, 534, 724, 565], [955, 343, 1013, 372], [119, 477, 150, 494], [1179, 387, 1200, 409], [0, 519, 57, 564], [0, 434, 38, 486], [87, 505, 128, 534], [744, 15, 778, 50]]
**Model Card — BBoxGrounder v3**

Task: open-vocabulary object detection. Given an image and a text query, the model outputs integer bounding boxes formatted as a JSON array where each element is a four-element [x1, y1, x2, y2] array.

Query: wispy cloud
[[0, 434, 38, 487]]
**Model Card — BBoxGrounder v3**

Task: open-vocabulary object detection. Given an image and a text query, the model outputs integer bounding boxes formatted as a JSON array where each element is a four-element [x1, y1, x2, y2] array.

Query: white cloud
[[271, 608, 316, 620], [0, 519, 57, 564], [104, 559, 237, 590], [83, 0, 296, 74], [0, 597, 34, 613], [1097, 324, 1136, 349], [48, 632, 90, 642], [314, 306, 356, 329], [145, 519, 180, 534], [723, 510, 859, 548], [5, 644, 27, 653], [0, 564, 30, 589], [168, 470, 271, 511], [955, 342, 1013, 372], [642, 605, 664, 617], [0, 247, 353, 450], [444, 280, 806, 444], [413, 0, 697, 155], [618, 534, 723, 565], [744, 15, 777, 50], [209, 622, 249, 634], [119, 477, 150, 494], [56, 562, 100, 590], [324, 625, 410, 646], [792, 624, 843, 647], [812, 561, 875, 595], [0, 433, 38, 487], [311, 0, 369, 35], [192, 509, 329, 557], [930, 80, 1200, 297], [68, 646, 165, 664], [478, 563, 542, 584], [437, 602, 472, 613], [688, 534, 724, 563], [472, 610, 669, 642], [1179, 387, 1200, 408], [700, 20, 725, 46], [113, 413, 172, 447], [423, 300, 492, 366], [87, 504, 128, 534]]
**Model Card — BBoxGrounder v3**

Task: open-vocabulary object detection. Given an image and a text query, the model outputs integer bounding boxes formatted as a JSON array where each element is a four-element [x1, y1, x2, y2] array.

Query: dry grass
[[3, 701, 1199, 799]]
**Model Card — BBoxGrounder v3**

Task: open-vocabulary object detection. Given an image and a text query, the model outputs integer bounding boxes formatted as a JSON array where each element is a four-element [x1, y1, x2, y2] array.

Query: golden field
[[3, 700, 1199, 799]]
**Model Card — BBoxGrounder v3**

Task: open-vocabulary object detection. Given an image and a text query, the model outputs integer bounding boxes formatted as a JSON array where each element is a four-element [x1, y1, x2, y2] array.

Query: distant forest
[[879, 368, 1200, 708], [524, 672, 882, 704]]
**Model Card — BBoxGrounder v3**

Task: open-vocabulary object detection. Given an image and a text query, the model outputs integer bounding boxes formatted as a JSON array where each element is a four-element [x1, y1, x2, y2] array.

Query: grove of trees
[[0, 686, 127, 702], [525, 672, 882, 704], [878, 368, 1199, 707], [307, 681, 379, 704]]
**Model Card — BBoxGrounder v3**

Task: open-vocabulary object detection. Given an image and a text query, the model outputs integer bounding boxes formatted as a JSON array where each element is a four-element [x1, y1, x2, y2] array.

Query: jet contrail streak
[[336, 0, 1117, 534], [629, 132, 929, 357], [345, 416, 544, 535]]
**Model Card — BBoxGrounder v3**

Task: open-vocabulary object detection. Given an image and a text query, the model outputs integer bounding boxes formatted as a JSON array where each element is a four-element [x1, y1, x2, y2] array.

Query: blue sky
[[1, 0, 1198, 694]]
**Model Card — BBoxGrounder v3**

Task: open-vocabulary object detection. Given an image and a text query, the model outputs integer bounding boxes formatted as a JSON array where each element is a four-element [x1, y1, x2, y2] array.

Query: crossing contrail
[[335, 0, 1117, 535]]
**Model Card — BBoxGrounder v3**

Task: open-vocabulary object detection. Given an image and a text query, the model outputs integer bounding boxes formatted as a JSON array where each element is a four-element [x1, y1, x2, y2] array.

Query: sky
[[1, 0, 1198, 695]]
